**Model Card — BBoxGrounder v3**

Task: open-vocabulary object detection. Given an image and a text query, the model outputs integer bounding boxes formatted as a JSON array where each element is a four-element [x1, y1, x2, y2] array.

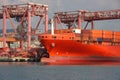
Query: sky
[[0, 0, 120, 31]]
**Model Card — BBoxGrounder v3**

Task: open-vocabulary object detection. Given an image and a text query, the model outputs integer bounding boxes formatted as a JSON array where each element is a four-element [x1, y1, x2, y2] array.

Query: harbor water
[[0, 62, 120, 80]]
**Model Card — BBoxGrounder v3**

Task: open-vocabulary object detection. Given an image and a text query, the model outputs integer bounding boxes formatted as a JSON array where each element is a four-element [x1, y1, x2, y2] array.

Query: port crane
[[54, 9, 120, 29], [0, 2, 48, 49], [0, 3, 49, 60]]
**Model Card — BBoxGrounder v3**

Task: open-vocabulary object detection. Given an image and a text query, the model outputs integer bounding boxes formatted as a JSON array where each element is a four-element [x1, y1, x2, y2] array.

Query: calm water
[[0, 62, 120, 80]]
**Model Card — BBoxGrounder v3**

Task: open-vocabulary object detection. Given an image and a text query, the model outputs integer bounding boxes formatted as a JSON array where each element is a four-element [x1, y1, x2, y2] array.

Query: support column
[[3, 8, 6, 49], [27, 6, 31, 49], [20, 40, 23, 49], [78, 15, 81, 29], [44, 7, 48, 32], [91, 21, 94, 30], [54, 17, 58, 30]]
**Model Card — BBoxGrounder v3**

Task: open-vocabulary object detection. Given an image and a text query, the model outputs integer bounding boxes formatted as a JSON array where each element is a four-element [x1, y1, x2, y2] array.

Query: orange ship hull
[[39, 29, 120, 64], [40, 39, 120, 64]]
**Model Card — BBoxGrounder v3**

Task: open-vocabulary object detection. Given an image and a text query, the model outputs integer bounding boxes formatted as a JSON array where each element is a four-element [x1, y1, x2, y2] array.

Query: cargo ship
[[39, 9, 120, 64], [39, 10, 120, 64]]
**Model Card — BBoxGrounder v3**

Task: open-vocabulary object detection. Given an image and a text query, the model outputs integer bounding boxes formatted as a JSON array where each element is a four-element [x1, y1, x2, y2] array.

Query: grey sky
[[1, 0, 120, 14], [0, 0, 120, 30]]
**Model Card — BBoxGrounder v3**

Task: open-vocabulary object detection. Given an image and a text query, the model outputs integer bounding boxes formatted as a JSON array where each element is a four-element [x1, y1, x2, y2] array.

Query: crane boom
[[55, 9, 120, 24], [84, 9, 120, 21]]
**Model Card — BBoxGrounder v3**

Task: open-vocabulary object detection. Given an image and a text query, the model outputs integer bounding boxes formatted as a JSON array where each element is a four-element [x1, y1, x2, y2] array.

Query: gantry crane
[[54, 9, 120, 29], [0, 2, 48, 49], [0, 3, 48, 60]]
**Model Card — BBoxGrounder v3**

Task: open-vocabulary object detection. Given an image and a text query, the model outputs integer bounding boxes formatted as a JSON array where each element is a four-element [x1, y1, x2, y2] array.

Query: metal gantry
[[54, 9, 120, 29], [0, 2, 48, 49]]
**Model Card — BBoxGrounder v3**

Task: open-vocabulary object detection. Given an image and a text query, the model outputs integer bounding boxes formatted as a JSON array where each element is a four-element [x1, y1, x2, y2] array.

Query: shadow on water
[[0, 61, 120, 66], [44, 62, 120, 66], [0, 62, 46, 66]]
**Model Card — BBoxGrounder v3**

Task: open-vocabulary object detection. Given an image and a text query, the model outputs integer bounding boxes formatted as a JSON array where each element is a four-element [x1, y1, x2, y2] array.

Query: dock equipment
[[54, 9, 120, 29], [0, 2, 48, 49], [0, 3, 49, 61]]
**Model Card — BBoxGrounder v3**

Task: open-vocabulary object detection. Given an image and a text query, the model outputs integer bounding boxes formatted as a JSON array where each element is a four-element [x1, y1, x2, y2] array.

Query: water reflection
[[0, 62, 120, 80]]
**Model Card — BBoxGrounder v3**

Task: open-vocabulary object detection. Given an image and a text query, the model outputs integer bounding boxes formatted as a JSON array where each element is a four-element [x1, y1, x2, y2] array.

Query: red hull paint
[[40, 39, 120, 63], [43, 40, 120, 57]]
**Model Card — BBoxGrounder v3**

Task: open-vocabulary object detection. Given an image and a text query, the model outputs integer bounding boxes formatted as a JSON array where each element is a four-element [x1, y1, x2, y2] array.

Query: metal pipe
[[54, 17, 58, 30], [27, 5, 31, 49], [91, 21, 94, 30], [78, 15, 81, 29], [35, 16, 43, 34], [51, 19, 54, 35], [44, 7, 48, 32], [3, 8, 6, 48]]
